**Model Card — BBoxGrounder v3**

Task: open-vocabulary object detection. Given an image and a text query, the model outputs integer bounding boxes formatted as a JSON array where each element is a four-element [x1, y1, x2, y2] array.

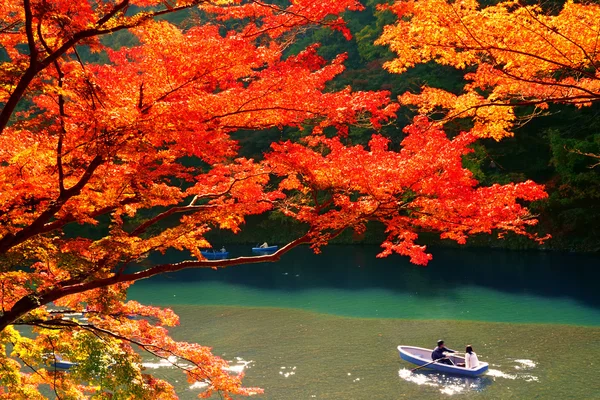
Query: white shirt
[[465, 352, 479, 369]]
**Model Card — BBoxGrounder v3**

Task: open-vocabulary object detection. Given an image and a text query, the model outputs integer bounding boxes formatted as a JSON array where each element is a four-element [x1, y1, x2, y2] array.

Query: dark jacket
[[431, 345, 455, 360]]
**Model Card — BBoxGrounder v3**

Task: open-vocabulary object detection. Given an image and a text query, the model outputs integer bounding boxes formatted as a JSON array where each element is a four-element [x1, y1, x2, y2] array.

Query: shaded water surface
[[130, 246, 600, 325]]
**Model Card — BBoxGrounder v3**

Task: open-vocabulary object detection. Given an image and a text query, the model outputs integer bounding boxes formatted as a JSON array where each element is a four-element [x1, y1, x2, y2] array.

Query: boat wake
[[398, 368, 493, 395], [399, 357, 539, 394], [141, 355, 255, 391], [486, 358, 539, 383]]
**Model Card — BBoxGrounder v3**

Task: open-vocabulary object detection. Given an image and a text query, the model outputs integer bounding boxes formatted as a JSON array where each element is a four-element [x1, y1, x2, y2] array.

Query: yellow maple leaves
[[379, 0, 600, 140]]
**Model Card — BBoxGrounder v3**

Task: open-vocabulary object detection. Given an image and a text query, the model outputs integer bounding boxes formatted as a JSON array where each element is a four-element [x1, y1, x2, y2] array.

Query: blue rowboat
[[52, 359, 77, 369], [251, 245, 278, 255], [398, 345, 488, 377], [200, 250, 229, 260], [46, 354, 78, 370]]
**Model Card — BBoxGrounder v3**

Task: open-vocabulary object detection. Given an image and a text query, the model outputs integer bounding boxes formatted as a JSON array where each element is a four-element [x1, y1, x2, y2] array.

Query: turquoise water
[[127, 246, 600, 399], [130, 245, 600, 326]]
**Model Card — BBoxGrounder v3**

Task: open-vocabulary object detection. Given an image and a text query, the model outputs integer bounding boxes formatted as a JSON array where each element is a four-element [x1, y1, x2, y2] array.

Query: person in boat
[[220, 246, 226, 252], [464, 345, 479, 369], [259, 242, 269, 248], [431, 339, 455, 365]]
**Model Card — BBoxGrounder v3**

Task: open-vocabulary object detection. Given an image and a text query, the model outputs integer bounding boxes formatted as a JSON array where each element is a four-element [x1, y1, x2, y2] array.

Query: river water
[[128, 245, 600, 399]]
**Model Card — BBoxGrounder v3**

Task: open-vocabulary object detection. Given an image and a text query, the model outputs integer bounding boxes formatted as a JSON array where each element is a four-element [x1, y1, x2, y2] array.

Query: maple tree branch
[[16, 355, 41, 379], [23, 318, 218, 389], [139, 67, 230, 114], [491, 67, 599, 98], [23, 0, 38, 64], [0, 54, 37, 134], [0, 20, 22, 34], [14, 355, 59, 398], [592, 27, 600, 64], [448, 2, 487, 57], [208, 106, 320, 123], [36, 17, 69, 194], [41, 1, 211, 69], [245, 1, 345, 39], [57, 77, 67, 195], [138, 82, 144, 111], [73, 46, 105, 110], [0, 0, 41, 133], [514, 13, 574, 69], [48, 338, 64, 400], [427, 95, 599, 127], [480, 44, 598, 82], [0, 155, 103, 254], [79, 325, 214, 386], [567, 146, 600, 168], [62, 155, 104, 199], [408, 210, 470, 228], [250, 1, 314, 23], [0, 1, 208, 135], [96, 0, 130, 26], [83, 325, 215, 385], [232, 82, 282, 114], [447, 2, 598, 81], [130, 174, 269, 236], [242, 3, 311, 38], [129, 204, 217, 237], [0, 233, 312, 331], [317, 227, 347, 244], [311, 189, 323, 212], [522, 6, 598, 72], [40, 196, 140, 234]]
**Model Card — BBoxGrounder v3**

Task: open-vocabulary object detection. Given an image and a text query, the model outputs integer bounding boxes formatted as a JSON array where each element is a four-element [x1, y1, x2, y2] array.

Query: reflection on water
[[188, 381, 209, 390], [513, 358, 537, 369], [398, 368, 494, 395], [278, 365, 296, 378], [141, 354, 254, 394], [226, 357, 254, 374], [141, 355, 185, 370]]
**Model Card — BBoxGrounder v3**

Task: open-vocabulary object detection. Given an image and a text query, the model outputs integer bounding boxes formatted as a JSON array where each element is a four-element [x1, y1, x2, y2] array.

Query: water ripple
[[279, 365, 297, 378], [398, 368, 493, 395]]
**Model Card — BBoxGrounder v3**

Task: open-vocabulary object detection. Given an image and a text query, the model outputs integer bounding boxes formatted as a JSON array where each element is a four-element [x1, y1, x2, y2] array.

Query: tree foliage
[[1, 0, 549, 398], [377, 0, 600, 141]]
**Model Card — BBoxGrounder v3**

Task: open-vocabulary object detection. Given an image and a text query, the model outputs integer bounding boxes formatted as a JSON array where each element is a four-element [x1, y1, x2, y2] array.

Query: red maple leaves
[[0, 0, 551, 397]]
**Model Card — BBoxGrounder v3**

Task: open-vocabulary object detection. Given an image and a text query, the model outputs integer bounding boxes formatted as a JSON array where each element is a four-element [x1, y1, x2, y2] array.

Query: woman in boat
[[465, 345, 479, 369]]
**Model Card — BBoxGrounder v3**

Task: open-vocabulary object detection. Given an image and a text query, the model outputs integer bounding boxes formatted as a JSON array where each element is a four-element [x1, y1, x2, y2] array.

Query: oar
[[411, 357, 445, 372]]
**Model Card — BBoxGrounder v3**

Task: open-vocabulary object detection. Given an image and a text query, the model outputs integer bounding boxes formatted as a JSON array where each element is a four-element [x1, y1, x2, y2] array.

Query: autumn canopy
[[0, 0, 553, 398], [377, 0, 600, 140]]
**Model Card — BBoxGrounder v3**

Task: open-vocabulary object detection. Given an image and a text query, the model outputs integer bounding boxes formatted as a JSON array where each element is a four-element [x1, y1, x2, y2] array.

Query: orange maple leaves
[[0, 0, 396, 397], [0, 0, 555, 398]]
